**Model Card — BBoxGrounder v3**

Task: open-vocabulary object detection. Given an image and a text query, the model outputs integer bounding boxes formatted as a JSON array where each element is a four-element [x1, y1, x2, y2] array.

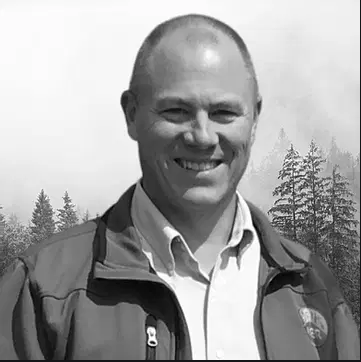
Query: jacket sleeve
[[311, 254, 360, 360], [333, 301, 360, 360], [0, 259, 49, 360]]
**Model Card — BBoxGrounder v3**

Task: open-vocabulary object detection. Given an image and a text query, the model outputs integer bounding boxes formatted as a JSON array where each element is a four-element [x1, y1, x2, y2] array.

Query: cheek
[[222, 123, 254, 157], [137, 118, 180, 155]]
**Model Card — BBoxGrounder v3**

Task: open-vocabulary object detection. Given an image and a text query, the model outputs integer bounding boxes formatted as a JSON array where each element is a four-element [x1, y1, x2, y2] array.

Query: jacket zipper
[[146, 315, 158, 360]]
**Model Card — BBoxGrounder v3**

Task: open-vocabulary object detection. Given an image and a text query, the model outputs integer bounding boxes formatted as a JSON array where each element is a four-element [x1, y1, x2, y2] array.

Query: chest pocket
[[261, 274, 337, 360], [63, 281, 177, 360]]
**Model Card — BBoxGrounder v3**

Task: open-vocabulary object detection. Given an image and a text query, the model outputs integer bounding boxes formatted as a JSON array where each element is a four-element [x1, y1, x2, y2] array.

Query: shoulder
[[280, 237, 335, 282], [244, 199, 344, 306], [280, 237, 312, 261], [23, 220, 98, 258], [18, 220, 99, 298], [280, 237, 345, 307]]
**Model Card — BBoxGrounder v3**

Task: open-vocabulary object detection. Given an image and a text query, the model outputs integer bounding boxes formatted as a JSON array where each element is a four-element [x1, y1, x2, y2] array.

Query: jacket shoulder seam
[[47, 224, 97, 244], [40, 287, 105, 301]]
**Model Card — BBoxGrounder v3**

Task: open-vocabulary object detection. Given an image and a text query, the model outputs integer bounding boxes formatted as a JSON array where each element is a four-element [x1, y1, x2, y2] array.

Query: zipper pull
[[146, 314, 158, 349], [146, 326, 158, 347]]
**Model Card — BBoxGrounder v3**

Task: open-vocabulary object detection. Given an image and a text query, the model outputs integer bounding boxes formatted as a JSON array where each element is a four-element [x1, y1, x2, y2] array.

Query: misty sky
[[0, 0, 360, 223]]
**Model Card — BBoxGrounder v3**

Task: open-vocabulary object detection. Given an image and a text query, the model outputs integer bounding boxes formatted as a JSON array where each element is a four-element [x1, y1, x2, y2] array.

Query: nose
[[183, 111, 219, 149]]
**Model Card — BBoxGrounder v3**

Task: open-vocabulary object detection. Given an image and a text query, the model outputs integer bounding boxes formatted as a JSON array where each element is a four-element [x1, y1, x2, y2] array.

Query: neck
[[142, 184, 238, 254]]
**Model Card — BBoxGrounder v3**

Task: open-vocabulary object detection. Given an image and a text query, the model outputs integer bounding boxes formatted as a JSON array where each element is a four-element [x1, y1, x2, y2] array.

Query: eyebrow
[[155, 96, 246, 112], [155, 97, 191, 109]]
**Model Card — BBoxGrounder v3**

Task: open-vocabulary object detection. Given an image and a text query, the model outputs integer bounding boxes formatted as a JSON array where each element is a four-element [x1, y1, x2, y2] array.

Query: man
[[0, 14, 359, 360]]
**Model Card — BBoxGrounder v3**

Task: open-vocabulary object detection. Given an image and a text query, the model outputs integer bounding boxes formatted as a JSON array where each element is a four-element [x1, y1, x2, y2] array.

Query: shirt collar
[[130, 182, 178, 271], [93, 184, 309, 283], [229, 190, 257, 247], [130, 181, 257, 273]]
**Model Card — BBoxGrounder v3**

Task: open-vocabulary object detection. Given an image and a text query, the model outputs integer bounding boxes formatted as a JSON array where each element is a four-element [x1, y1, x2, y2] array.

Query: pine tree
[[82, 209, 91, 223], [57, 191, 79, 232], [240, 128, 292, 214], [298, 140, 329, 255], [325, 137, 355, 179], [258, 128, 292, 180], [352, 153, 360, 222], [0, 205, 5, 240], [0, 214, 32, 276], [0, 205, 8, 275], [0, 236, 11, 277], [4, 215, 32, 254], [352, 153, 360, 185], [323, 165, 360, 327], [348, 254, 360, 328], [268, 144, 304, 241], [324, 137, 340, 175], [30, 189, 56, 244], [323, 166, 359, 268]]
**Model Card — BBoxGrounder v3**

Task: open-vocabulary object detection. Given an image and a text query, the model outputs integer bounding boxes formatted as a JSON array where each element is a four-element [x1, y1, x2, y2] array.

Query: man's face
[[123, 29, 259, 210]]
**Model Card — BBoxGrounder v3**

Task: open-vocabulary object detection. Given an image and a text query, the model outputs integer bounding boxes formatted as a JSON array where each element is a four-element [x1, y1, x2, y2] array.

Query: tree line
[[268, 140, 360, 329], [1, 134, 360, 328], [0, 191, 97, 276]]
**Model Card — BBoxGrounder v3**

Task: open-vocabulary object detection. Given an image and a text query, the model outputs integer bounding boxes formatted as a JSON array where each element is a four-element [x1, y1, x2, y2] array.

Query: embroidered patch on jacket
[[298, 307, 328, 347]]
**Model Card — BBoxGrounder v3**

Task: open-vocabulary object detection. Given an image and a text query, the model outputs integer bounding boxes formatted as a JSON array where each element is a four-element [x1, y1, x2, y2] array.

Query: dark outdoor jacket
[[0, 185, 359, 360]]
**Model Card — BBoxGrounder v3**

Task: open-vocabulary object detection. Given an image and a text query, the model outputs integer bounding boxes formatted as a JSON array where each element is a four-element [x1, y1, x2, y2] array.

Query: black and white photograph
[[0, 0, 359, 359]]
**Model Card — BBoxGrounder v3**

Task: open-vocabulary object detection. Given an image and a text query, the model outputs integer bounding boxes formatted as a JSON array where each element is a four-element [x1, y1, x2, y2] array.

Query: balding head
[[128, 14, 261, 111]]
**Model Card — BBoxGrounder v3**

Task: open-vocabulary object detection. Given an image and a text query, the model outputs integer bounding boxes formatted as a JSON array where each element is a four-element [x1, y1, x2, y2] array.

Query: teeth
[[178, 160, 219, 171]]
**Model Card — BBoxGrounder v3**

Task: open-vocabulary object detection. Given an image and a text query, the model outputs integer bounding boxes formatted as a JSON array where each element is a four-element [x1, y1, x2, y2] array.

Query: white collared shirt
[[131, 182, 260, 360]]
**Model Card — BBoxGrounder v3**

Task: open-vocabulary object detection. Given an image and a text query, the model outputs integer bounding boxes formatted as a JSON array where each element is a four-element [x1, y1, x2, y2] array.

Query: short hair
[[128, 13, 260, 102]]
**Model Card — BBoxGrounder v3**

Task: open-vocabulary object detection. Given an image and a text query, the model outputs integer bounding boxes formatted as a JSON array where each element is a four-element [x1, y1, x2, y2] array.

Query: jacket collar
[[246, 201, 309, 272], [92, 184, 309, 280], [92, 184, 153, 280]]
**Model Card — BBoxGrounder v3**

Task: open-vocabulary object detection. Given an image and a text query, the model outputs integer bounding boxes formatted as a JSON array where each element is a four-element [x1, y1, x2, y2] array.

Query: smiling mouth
[[174, 158, 223, 171]]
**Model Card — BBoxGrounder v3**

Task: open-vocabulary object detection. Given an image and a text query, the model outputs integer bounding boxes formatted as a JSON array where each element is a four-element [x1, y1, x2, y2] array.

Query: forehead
[[144, 27, 254, 103]]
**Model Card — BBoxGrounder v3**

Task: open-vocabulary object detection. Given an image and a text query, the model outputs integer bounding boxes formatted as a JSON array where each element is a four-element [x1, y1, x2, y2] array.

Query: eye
[[210, 109, 240, 122], [212, 110, 237, 116], [161, 108, 190, 122], [163, 108, 188, 115]]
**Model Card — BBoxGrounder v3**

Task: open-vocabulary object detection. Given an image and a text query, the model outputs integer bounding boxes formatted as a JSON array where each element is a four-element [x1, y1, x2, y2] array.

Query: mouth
[[173, 158, 223, 172]]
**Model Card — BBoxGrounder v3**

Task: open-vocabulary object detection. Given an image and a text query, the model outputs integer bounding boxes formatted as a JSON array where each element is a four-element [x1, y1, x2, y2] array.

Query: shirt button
[[216, 349, 224, 359]]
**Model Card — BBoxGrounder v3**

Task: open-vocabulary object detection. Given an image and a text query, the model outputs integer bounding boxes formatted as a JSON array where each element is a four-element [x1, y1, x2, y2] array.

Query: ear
[[256, 95, 262, 117], [250, 119, 258, 146], [251, 95, 262, 145], [121, 90, 138, 141]]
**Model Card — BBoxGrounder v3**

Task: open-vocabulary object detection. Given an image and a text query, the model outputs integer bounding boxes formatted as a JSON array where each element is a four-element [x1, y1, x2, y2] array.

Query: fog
[[0, 0, 359, 222]]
